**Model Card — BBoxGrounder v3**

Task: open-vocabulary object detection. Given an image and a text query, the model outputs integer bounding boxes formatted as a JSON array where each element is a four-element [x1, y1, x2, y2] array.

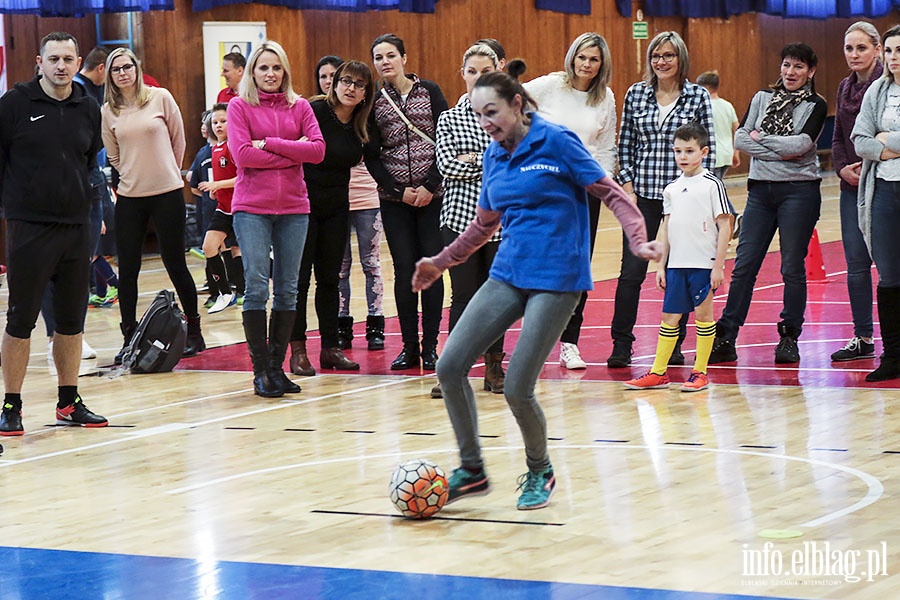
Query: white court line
[[0, 377, 423, 468], [165, 443, 884, 532]]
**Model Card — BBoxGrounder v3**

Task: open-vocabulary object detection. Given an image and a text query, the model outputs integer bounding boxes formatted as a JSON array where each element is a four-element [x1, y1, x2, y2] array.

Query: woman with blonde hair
[[227, 41, 326, 396], [101, 47, 205, 364], [525, 32, 616, 369]]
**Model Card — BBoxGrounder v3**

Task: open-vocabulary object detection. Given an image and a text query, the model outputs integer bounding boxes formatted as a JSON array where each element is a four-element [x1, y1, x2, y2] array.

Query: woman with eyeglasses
[[610, 31, 715, 369], [709, 43, 826, 366], [101, 47, 205, 364], [288, 61, 375, 375], [524, 32, 616, 371], [367, 33, 448, 372]]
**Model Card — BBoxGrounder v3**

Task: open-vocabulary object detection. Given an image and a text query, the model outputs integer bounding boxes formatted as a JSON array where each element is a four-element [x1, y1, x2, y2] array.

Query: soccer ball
[[389, 458, 449, 519]]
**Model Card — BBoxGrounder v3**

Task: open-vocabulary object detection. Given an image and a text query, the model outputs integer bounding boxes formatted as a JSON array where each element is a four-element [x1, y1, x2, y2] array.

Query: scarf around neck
[[759, 82, 814, 136]]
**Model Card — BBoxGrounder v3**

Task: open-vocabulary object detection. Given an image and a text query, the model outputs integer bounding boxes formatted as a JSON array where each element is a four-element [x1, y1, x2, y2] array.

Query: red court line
[[179, 240, 898, 389]]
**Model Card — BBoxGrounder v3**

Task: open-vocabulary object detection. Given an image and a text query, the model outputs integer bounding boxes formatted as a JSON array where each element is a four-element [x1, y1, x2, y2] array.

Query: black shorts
[[6, 220, 91, 338], [208, 211, 237, 247]]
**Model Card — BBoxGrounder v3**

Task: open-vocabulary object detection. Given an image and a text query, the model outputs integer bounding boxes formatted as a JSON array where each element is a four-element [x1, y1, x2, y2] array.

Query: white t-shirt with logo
[[663, 169, 732, 269]]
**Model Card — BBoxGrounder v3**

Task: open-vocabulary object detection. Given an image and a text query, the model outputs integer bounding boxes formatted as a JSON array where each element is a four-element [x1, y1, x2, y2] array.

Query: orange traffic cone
[[806, 228, 827, 282]]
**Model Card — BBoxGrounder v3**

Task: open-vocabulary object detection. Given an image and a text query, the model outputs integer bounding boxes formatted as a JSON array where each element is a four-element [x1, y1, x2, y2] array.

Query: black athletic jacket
[[0, 77, 102, 224]]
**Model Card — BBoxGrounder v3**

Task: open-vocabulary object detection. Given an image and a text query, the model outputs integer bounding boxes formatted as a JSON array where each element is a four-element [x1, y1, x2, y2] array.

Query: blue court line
[[0, 546, 805, 600]]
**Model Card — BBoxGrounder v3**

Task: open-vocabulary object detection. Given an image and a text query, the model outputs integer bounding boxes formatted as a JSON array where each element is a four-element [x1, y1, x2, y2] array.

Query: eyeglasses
[[110, 63, 136, 74], [650, 52, 678, 64], [337, 76, 367, 90]]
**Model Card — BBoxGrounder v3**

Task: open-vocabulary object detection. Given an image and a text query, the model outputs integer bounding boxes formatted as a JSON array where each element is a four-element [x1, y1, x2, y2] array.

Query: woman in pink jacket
[[227, 41, 326, 398]]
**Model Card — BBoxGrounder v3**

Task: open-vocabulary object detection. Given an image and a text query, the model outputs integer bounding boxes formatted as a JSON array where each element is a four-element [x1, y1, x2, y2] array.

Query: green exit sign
[[633, 22, 648, 39]]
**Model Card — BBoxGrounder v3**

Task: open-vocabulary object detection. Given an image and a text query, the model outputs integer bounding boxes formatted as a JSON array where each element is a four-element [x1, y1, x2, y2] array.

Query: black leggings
[[115, 189, 199, 324], [380, 198, 444, 346]]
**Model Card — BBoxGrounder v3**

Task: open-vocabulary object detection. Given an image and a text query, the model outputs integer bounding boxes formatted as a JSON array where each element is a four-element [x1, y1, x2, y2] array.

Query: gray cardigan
[[734, 89, 827, 182], [851, 76, 900, 253]]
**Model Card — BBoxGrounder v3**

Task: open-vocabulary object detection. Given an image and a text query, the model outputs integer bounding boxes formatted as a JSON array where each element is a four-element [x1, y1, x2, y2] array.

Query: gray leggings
[[436, 278, 580, 472]]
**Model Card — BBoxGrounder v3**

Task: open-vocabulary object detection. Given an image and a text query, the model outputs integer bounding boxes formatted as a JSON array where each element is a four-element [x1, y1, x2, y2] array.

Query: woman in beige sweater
[[101, 48, 204, 363]]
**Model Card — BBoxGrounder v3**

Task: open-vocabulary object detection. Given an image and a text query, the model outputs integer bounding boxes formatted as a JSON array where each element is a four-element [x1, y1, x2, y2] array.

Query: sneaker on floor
[[559, 342, 587, 370], [681, 370, 709, 392], [668, 345, 685, 366], [203, 295, 218, 310], [516, 467, 556, 510], [56, 396, 108, 428], [81, 339, 97, 360], [606, 342, 632, 368], [88, 293, 106, 307], [447, 467, 492, 504], [189, 248, 206, 260], [208, 292, 237, 314], [0, 402, 24, 436], [830, 337, 876, 362], [623, 371, 670, 390], [103, 285, 118, 306], [774, 335, 800, 364], [708, 337, 737, 364], [236, 294, 245, 306], [430, 383, 442, 399]]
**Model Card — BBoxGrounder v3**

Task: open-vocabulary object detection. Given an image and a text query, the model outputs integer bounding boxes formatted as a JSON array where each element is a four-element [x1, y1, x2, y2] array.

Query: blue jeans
[[338, 208, 384, 317], [717, 180, 821, 340], [233, 212, 308, 312], [436, 278, 580, 472], [839, 188, 873, 337], [872, 179, 900, 287]]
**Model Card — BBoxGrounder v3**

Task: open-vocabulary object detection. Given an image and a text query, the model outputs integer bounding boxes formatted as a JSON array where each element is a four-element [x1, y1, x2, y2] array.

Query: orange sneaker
[[681, 371, 709, 392], [623, 371, 670, 390]]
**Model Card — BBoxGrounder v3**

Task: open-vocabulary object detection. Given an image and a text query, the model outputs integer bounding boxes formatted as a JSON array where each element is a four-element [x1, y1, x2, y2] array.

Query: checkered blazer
[[435, 95, 500, 240], [616, 81, 716, 201]]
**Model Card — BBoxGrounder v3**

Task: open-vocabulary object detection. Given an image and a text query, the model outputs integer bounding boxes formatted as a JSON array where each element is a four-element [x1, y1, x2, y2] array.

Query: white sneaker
[[81, 338, 97, 360], [208, 292, 237, 314], [559, 342, 587, 370]]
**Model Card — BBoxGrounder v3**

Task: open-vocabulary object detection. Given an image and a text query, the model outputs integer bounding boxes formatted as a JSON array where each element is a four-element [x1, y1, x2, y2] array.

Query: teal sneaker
[[516, 467, 556, 510], [447, 467, 491, 504]]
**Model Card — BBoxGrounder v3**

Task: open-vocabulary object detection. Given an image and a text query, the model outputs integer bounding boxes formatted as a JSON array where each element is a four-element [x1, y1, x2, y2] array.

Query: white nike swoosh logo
[[30, 115, 45, 122]]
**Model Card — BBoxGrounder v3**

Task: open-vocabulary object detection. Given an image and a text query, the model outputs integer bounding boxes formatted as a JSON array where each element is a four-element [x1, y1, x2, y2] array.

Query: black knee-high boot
[[243, 310, 283, 397], [867, 286, 900, 382], [269, 310, 301, 394]]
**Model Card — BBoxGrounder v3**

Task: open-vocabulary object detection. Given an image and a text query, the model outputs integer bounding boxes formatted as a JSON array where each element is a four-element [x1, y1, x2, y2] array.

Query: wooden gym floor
[[1, 172, 898, 599]]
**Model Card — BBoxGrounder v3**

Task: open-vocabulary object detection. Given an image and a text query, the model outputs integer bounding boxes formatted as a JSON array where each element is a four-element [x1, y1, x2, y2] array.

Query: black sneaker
[[708, 337, 738, 364], [0, 401, 24, 436], [830, 337, 876, 362], [774, 335, 800, 364], [56, 396, 108, 428], [668, 344, 685, 366], [607, 342, 632, 368]]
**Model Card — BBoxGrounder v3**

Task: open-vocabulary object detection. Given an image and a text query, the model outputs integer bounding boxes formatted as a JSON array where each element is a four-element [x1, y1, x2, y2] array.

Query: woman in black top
[[290, 61, 375, 374]]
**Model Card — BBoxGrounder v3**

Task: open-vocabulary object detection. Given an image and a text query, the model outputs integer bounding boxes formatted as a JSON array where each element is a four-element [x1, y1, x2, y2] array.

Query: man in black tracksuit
[[0, 32, 109, 437]]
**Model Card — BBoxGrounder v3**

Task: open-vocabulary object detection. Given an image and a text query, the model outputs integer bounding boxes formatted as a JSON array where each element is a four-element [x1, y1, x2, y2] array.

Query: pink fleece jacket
[[227, 91, 326, 215]]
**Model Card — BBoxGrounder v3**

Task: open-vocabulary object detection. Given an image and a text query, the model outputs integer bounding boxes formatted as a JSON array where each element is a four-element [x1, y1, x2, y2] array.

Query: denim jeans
[[872, 179, 900, 287], [233, 212, 308, 312], [436, 278, 580, 472], [839, 188, 873, 337], [338, 208, 384, 317], [717, 180, 821, 340]]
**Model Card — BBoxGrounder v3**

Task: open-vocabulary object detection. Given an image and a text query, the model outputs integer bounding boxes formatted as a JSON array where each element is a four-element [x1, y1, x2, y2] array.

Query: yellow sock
[[694, 320, 716, 373], [651, 322, 680, 375]]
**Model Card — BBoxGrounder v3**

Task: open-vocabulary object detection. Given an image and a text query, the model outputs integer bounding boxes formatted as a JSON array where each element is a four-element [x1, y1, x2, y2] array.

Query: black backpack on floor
[[122, 290, 187, 374]]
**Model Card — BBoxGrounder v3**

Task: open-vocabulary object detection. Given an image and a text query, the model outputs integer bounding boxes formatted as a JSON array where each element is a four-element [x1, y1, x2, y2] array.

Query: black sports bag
[[121, 290, 187, 374]]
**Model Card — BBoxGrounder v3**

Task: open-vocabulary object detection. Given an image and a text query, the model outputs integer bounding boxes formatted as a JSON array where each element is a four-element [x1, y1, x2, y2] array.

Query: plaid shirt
[[435, 95, 500, 240], [616, 81, 716, 201]]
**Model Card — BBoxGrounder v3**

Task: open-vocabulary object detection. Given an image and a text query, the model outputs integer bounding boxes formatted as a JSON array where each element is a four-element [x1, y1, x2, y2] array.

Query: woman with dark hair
[[413, 72, 659, 510], [314, 55, 343, 96], [709, 43, 827, 365], [525, 32, 617, 370], [829, 22, 882, 364], [367, 33, 448, 371], [289, 61, 375, 375], [611, 31, 716, 369], [101, 47, 205, 363], [850, 25, 900, 381], [228, 40, 325, 397]]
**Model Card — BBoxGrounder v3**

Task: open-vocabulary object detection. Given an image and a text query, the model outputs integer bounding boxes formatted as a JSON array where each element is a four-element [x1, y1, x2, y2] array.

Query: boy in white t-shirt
[[624, 123, 734, 392]]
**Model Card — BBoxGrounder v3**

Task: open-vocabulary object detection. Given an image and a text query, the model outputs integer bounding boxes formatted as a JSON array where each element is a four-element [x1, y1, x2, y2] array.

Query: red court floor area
[[180, 240, 899, 390]]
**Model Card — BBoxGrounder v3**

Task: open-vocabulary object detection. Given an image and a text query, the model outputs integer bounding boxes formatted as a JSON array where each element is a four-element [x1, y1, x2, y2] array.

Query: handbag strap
[[380, 87, 435, 146]]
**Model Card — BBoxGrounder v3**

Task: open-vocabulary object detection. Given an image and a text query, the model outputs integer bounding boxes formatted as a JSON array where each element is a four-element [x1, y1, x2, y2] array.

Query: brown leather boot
[[289, 340, 316, 376], [483, 351, 505, 394], [320, 347, 360, 370]]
